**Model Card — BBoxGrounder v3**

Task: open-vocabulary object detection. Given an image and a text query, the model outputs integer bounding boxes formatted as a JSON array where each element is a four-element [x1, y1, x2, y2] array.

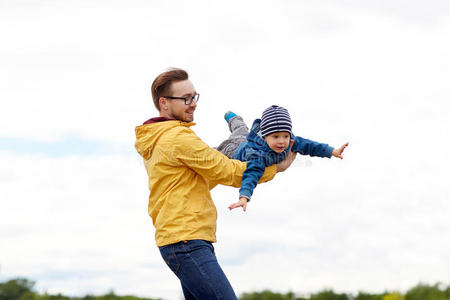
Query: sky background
[[1, 1, 449, 300]]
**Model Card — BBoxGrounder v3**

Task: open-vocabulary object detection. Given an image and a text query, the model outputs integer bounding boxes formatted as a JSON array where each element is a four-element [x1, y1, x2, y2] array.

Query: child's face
[[264, 131, 291, 153]]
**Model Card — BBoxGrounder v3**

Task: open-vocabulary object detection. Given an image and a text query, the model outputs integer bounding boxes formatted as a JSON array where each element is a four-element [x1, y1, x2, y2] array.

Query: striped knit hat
[[260, 105, 292, 137]]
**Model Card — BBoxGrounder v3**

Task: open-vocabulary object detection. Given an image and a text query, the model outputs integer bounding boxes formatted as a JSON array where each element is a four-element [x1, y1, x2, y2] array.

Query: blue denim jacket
[[232, 119, 334, 199]]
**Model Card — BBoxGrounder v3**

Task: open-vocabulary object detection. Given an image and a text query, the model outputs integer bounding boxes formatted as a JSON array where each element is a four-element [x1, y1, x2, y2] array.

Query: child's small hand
[[332, 142, 349, 159], [228, 197, 249, 211]]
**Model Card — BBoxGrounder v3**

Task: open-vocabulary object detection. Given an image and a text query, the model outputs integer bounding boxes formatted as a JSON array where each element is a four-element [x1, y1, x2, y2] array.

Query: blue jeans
[[159, 239, 237, 300]]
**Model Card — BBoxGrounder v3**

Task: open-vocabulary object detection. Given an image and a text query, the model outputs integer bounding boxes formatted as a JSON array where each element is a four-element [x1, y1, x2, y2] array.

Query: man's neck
[[158, 110, 176, 121]]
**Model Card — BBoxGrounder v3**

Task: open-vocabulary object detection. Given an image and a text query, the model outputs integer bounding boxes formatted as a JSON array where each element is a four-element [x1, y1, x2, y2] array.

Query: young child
[[216, 105, 348, 211]]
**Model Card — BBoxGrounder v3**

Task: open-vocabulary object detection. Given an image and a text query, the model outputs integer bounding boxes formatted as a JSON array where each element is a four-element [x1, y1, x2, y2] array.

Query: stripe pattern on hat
[[260, 105, 292, 137]]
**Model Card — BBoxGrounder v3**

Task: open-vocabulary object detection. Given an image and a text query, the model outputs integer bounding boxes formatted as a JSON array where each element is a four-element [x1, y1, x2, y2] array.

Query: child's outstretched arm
[[292, 136, 334, 158], [331, 142, 349, 159]]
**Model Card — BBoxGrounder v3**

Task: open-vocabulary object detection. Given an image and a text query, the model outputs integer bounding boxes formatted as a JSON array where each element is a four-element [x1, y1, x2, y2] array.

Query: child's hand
[[228, 197, 249, 211], [332, 142, 349, 159]]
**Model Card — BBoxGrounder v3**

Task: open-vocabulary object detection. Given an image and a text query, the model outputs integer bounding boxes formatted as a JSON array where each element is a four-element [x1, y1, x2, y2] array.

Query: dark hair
[[151, 68, 189, 111]]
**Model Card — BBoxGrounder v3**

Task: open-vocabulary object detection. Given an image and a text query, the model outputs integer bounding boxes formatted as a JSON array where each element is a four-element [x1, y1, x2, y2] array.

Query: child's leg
[[216, 115, 249, 158], [228, 115, 249, 138]]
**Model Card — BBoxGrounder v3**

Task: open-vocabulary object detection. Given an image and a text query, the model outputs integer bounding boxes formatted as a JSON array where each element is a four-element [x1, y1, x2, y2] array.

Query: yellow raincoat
[[135, 120, 277, 247]]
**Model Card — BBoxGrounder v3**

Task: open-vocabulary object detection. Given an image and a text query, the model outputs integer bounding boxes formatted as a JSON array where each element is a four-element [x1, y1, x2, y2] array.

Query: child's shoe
[[224, 111, 237, 124]]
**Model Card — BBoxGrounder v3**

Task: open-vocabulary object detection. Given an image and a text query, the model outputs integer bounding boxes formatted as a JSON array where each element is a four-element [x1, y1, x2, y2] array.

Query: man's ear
[[159, 97, 167, 110]]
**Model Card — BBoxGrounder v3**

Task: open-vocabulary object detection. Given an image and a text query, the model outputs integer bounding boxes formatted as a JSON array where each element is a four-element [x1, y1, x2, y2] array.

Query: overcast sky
[[1, 1, 449, 300]]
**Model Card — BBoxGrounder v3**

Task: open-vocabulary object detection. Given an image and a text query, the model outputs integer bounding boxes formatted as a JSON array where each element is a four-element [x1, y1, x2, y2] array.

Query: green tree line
[[240, 284, 450, 300], [0, 278, 160, 300], [1, 278, 449, 300]]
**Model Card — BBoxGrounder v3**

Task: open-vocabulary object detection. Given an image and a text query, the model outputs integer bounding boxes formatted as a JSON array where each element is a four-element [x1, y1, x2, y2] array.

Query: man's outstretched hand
[[276, 140, 297, 172]]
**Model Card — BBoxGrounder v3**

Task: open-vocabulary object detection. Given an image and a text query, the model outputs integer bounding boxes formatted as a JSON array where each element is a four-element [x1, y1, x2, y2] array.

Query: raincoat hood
[[135, 119, 195, 160]]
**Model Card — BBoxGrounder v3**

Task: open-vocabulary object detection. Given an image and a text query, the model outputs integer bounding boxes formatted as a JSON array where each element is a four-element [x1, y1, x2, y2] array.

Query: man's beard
[[169, 107, 194, 122]]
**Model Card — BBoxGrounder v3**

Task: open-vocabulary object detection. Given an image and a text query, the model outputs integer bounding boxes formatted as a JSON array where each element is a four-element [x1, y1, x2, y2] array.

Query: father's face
[[164, 80, 197, 123]]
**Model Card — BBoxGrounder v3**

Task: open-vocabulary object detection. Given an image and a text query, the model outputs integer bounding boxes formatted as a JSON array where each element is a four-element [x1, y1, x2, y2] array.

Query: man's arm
[[175, 127, 276, 188]]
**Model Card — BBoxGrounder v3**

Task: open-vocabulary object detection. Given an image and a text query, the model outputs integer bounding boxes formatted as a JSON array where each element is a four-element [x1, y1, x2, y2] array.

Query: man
[[135, 68, 296, 299]]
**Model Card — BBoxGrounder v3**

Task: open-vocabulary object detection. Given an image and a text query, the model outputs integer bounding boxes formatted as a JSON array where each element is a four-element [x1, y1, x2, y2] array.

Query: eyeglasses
[[163, 93, 200, 105]]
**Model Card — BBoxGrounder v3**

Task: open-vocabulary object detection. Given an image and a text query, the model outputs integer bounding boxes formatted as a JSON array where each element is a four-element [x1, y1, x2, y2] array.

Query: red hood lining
[[143, 117, 174, 124]]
